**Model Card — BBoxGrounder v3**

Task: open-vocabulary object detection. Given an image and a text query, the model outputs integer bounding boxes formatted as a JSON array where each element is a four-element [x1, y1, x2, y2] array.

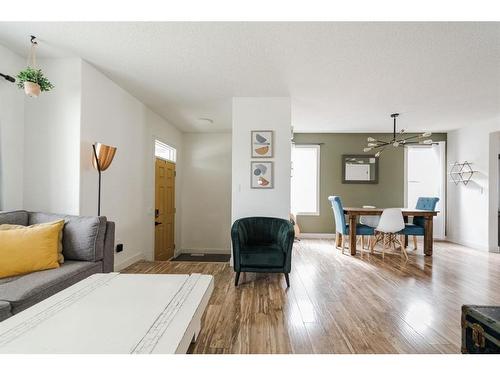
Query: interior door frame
[[404, 141, 446, 240]]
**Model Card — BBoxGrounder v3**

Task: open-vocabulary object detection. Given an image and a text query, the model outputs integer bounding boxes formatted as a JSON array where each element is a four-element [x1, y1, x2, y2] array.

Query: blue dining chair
[[402, 197, 439, 250], [328, 196, 374, 253]]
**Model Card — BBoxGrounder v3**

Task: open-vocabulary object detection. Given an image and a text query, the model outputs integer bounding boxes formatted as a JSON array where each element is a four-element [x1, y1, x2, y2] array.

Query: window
[[155, 140, 176, 163], [291, 144, 320, 215]]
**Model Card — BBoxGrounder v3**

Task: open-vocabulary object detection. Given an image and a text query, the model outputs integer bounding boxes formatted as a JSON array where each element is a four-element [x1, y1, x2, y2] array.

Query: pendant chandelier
[[363, 113, 433, 157]]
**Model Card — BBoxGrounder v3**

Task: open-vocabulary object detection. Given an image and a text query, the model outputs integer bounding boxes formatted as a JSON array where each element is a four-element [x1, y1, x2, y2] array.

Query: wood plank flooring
[[122, 239, 500, 354]]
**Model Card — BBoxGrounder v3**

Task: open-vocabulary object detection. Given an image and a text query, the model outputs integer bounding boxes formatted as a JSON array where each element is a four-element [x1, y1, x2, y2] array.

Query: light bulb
[[367, 143, 377, 147], [367, 137, 376, 142], [363, 147, 372, 152], [421, 132, 432, 137], [421, 139, 433, 144], [392, 141, 400, 147], [375, 151, 381, 157]]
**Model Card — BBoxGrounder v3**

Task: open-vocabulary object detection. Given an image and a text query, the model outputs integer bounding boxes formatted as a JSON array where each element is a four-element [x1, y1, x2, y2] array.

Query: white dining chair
[[359, 205, 379, 249], [370, 208, 408, 260]]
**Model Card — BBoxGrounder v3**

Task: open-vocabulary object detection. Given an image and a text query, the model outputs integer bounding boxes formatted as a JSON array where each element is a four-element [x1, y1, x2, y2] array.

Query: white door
[[405, 141, 446, 239]]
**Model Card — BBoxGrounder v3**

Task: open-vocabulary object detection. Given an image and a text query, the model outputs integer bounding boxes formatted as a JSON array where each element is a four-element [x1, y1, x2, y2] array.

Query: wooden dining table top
[[343, 207, 438, 217]]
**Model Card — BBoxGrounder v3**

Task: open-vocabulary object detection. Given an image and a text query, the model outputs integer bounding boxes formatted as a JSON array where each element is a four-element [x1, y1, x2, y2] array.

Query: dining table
[[342, 207, 438, 256]]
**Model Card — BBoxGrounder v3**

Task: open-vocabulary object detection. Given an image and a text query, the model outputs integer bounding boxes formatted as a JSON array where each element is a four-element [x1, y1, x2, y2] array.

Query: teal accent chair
[[402, 197, 439, 249], [231, 217, 294, 287], [328, 196, 374, 252]]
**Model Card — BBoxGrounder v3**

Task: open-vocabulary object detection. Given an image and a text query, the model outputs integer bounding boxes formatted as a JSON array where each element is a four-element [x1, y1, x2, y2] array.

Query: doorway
[[154, 156, 176, 261], [405, 141, 446, 239]]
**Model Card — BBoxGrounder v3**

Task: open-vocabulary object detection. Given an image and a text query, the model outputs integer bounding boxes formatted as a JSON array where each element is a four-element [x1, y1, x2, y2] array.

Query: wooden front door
[[155, 158, 175, 260]]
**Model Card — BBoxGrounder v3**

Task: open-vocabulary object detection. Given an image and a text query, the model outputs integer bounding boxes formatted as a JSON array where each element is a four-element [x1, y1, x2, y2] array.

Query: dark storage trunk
[[461, 305, 500, 354]]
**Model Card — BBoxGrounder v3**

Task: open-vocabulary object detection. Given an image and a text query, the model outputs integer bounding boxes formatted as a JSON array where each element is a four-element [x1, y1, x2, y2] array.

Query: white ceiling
[[0, 22, 498, 133]]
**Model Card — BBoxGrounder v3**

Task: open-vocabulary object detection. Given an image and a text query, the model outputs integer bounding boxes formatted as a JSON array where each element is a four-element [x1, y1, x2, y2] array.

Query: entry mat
[[173, 253, 231, 262]]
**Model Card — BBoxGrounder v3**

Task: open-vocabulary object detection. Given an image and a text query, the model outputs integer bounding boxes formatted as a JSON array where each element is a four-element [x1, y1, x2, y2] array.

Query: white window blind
[[291, 144, 320, 215], [155, 140, 176, 163]]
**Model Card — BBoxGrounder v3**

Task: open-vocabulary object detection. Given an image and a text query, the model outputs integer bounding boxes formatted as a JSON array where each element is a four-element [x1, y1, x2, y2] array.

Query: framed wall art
[[251, 161, 274, 189], [251, 130, 273, 158]]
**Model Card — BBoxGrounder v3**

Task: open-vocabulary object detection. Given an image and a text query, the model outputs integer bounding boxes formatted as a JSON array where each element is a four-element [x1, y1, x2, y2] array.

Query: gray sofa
[[0, 210, 115, 322]]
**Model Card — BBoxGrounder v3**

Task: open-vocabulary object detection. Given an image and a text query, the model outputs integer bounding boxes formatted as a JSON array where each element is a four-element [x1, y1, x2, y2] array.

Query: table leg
[[335, 233, 342, 248], [349, 214, 357, 255], [424, 216, 433, 256], [403, 216, 408, 248]]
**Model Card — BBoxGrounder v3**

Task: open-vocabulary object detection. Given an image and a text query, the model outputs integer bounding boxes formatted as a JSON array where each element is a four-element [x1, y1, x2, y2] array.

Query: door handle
[[155, 221, 162, 226]]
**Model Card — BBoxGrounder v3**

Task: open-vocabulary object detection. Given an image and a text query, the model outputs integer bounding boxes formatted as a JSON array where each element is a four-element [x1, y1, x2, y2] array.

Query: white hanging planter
[[16, 36, 54, 98], [24, 81, 41, 98]]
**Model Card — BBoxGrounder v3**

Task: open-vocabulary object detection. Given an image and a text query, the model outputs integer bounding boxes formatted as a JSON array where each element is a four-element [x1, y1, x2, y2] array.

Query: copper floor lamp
[[92, 143, 117, 216]]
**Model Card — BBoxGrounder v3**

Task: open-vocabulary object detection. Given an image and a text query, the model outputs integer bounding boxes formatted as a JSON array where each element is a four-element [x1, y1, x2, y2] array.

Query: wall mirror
[[342, 155, 378, 184]]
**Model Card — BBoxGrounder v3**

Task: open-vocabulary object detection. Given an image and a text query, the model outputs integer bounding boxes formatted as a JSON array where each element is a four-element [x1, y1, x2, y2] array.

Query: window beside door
[[291, 145, 320, 215]]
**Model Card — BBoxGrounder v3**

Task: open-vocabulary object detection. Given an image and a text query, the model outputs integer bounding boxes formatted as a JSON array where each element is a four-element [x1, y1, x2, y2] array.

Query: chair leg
[[341, 235, 347, 254], [284, 273, 290, 288], [382, 234, 387, 259], [361, 235, 365, 249], [396, 237, 409, 261], [235, 272, 241, 286], [413, 235, 418, 250], [370, 233, 380, 253], [335, 233, 342, 249]]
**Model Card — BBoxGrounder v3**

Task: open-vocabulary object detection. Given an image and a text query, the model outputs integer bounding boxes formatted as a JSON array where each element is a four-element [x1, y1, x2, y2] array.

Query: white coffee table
[[0, 273, 214, 353]]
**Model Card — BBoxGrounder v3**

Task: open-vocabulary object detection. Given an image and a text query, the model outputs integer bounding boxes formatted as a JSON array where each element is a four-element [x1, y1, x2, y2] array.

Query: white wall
[[447, 117, 500, 251], [0, 45, 24, 210], [23, 58, 81, 215], [231, 97, 291, 221], [79, 61, 183, 269], [180, 132, 231, 254]]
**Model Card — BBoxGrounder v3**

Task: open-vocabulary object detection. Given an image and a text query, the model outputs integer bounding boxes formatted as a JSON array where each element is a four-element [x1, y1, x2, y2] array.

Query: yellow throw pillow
[[0, 221, 64, 264], [0, 220, 64, 278]]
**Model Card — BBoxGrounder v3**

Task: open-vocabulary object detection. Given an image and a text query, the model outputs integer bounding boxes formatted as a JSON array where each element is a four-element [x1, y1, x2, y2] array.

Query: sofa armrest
[[231, 219, 244, 271], [103, 221, 115, 272], [277, 222, 295, 253], [277, 221, 294, 273]]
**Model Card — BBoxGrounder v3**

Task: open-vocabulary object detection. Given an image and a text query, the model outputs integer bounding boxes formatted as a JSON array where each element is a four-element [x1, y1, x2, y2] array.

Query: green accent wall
[[293, 133, 447, 233]]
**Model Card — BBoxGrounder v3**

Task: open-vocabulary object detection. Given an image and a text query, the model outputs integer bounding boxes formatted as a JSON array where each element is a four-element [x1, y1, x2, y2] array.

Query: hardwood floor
[[122, 239, 500, 354]]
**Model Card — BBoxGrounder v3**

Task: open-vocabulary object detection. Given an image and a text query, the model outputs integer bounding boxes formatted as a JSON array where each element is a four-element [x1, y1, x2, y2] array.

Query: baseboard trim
[[179, 248, 231, 255], [114, 253, 144, 271], [299, 233, 336, 239], [445, 237, 490, 252]]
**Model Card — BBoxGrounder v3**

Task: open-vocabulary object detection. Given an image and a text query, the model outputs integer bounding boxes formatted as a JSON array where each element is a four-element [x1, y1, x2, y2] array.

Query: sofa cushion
[[0, 300, 11, 322], [0, 260, 102, 314], [28, 212, 107, 262], [0, 220, 64, 278], [402, 223, 425, 236], [240, 244, 285, 268], [0, 222, 65, 264], [0, 210, 28, 226]]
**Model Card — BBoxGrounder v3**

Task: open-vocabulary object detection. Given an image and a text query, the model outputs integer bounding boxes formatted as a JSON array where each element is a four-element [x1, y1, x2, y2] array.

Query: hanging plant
[[16, 36, 54, 98], [16, 67, 54, 97]]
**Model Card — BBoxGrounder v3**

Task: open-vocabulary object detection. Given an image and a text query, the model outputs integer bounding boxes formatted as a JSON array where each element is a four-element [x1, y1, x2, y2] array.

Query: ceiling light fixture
[[363, 113, 433, 157], [197, 118, 214, 126]]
